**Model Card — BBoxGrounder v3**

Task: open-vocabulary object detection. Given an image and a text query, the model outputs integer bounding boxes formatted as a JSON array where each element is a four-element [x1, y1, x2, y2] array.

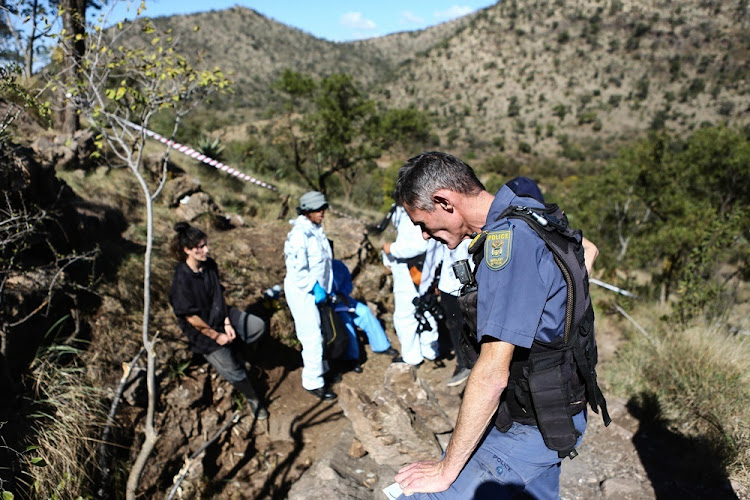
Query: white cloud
[[400, 10, 425, 26], [434, 5, 474, 21], [340, 12, 377, 31]]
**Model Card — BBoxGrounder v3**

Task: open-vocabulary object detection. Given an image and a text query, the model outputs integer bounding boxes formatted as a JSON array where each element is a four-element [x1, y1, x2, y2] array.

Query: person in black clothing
[[168, 222, 268, 420]]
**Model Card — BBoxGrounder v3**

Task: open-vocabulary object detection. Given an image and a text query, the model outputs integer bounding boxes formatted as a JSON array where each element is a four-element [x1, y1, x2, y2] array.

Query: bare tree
[[51, 5, 229, 497]]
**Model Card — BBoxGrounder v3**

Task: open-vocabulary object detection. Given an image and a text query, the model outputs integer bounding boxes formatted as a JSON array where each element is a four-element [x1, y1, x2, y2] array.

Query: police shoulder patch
[[485, 230, 512, 270]]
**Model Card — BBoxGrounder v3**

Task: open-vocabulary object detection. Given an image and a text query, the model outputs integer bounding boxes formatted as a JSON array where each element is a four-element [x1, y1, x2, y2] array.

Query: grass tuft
[[21, 344, 105, 499], [608, 315, 750, 489]]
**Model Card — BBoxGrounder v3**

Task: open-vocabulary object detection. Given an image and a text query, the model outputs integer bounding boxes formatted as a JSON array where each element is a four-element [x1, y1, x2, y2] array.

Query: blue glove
[[312, 282, 327, 304]]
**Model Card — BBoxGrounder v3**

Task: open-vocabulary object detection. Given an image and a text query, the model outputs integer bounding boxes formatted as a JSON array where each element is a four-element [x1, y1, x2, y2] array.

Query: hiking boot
[[247, 398, 269, 420], [446, 367, 471, 387], [377, 347, 399, 357], [306, 386, 338, 401]]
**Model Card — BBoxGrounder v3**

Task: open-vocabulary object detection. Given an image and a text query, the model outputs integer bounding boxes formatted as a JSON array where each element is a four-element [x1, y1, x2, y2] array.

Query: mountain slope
[[143, 6, 474, 110], [379, 0, 749, 154], [134, 0, 748, 156]]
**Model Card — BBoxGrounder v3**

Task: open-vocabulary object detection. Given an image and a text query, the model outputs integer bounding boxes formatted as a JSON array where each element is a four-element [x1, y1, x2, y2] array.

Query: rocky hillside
[[138, 6, 472, 110], [130, 0, 747, 156], [382, 0, 750, 154]]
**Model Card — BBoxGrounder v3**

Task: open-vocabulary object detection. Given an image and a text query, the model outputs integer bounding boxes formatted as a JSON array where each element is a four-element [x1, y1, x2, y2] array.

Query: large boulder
[[163, 175, 202, 207], [31, 129, 96, 171], [175, 191, 220, 221], [287, 426, 398, 500], [336, 364, 447, 466]]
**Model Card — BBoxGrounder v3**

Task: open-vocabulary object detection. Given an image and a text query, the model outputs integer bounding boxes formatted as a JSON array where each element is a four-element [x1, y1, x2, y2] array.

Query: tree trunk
[[125, 168, 159, 500], [60, 0, 87, 134]]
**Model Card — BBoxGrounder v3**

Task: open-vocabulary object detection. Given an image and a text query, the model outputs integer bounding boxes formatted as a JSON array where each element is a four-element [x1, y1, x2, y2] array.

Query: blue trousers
[[337, 300, 391, 360], [398, 411, 587, 500]]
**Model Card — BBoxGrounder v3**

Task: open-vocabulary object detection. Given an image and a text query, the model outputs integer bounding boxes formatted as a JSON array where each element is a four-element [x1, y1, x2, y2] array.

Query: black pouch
[[527, 348, 580, 458], [317, 301, 350, 361]]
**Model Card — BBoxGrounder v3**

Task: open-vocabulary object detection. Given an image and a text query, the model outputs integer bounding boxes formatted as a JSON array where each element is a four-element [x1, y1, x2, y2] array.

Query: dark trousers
[[440, 293, 468, 370]]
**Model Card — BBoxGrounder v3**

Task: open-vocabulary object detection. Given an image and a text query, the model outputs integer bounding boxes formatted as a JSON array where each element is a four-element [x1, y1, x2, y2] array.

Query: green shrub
[[507, 96, 521, 117], [578, 111, 598, 125], [552, 103, 568, 122]]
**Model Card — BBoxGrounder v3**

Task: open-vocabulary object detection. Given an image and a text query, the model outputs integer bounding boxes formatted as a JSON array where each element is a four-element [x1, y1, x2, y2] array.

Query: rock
[[31, 130, 96, 171], [287, 426, 398, 500], [227, 213, 246, 227], [122, 366, 147, 407], [336, 382, 442, 466], [142, 153, 184, 178], [163, 373, 211, 410], [348, 438, 367, 458], [163, 175, 202, 207], [175, 192, 219, 221], [383, 363, 453, 434]]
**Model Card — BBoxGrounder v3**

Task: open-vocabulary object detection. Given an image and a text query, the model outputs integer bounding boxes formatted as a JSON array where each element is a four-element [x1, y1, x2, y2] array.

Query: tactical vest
[[457, 203, 611, 458]]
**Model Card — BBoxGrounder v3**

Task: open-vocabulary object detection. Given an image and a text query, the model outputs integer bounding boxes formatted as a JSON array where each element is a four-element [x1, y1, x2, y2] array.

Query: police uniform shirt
[[475, 186, 568, 347], [169, 258, 227, 354]]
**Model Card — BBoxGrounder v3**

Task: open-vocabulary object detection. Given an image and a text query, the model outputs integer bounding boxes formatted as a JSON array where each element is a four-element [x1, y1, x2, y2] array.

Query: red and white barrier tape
[[119, 117, 278, 192]]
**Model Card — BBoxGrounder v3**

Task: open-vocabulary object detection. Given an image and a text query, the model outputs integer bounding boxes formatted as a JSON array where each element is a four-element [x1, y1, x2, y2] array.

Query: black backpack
[[317, 301, 350, 360]]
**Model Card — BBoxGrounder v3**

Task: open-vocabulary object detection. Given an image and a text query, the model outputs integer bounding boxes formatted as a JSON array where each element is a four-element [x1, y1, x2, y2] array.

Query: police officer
[[392, 152, 608, 499], [284, 191, 337, 401], [382, 205, 439, 366]]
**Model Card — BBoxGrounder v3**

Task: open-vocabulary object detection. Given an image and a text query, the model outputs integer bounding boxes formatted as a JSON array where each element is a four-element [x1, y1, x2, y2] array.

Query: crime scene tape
[[118, 117, 278, 192], [590, 278, 638, 298], [115, 115, 399, 229]]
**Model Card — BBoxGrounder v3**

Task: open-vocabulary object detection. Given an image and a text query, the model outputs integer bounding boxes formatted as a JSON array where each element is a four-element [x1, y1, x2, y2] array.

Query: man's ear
[[433, 189, 455, 212]]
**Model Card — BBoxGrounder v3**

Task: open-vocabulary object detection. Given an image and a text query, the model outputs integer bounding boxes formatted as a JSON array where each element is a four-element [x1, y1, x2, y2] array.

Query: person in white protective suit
[[283, 191, 338, 401], [382, 205, 439, 366]]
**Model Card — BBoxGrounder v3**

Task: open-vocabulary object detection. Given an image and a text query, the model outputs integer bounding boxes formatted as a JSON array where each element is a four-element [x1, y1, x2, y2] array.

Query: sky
[[103, 1, 497, 42]]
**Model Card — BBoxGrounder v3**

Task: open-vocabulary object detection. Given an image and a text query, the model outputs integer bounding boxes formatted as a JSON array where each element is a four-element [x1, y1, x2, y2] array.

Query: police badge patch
[[485, 230, 512, 270]]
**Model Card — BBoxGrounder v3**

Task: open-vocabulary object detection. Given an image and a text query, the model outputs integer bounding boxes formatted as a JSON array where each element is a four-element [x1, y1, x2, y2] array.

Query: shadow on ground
[[628, 392, 739, 500]]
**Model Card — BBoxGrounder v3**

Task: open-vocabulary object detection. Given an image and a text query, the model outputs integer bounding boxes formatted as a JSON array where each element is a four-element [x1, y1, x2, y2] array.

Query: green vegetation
[[268, 69, 434, 203], [569, 126, 749, 309]]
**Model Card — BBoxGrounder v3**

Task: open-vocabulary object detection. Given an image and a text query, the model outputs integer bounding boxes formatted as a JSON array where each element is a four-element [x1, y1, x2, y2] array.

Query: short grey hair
[[393, 152, 485, 211]]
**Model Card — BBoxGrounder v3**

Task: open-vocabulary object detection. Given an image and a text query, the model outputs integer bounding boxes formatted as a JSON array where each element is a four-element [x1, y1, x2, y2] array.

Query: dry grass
[[20, 345, 105, 499], [607, 304, 750, 490]]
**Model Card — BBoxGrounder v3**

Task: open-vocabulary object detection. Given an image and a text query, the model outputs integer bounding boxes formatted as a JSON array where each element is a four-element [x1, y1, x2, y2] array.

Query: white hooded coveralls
[[284, 215, 333, 390], [383, 206, 438, 365]]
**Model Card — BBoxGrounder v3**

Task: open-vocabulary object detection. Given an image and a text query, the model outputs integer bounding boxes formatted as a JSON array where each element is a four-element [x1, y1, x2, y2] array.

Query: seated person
[[331, 258, 398, 363], [168, 222, 268, 420]]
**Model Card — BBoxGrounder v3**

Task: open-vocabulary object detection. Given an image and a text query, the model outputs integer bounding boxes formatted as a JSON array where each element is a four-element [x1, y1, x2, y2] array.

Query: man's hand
[[393, 340, 515, 496], [395, 460, 455, 495], [382, 242, 392, 254], [312, 282, 328, 304]]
